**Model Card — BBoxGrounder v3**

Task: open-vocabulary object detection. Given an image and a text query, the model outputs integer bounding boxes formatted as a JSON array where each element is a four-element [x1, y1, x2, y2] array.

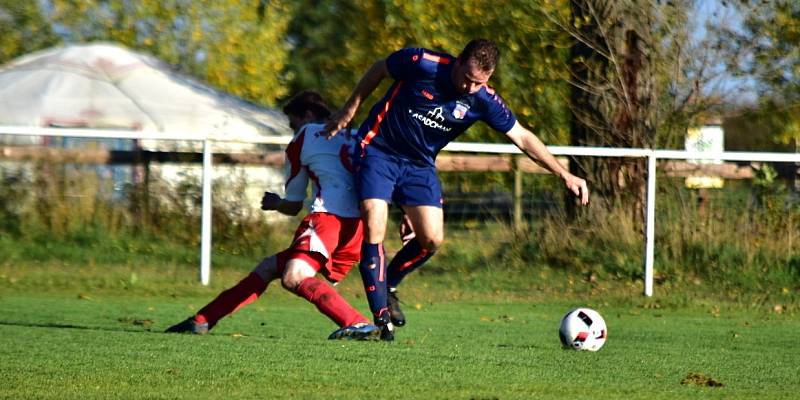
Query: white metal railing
[[444, 142, 800, 296], [3, 126, 800, 295]]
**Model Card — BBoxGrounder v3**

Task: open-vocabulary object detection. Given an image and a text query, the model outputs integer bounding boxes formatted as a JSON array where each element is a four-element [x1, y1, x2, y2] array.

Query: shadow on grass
[[0, 320, 157, 334], [0, 320, 299, 341]]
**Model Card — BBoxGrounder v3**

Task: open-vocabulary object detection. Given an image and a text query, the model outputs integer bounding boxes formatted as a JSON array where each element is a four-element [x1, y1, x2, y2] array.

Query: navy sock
[[387, 239, 435, 289], [359, 242, 388, 323]]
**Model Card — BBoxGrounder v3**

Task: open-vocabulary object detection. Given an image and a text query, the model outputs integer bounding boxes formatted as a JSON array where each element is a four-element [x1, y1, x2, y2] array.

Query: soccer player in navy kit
[[324, 39, 590, 340]]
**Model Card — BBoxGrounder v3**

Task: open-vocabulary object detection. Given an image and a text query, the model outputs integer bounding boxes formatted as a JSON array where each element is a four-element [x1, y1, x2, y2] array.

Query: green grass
[[1, 263, 798, 399]]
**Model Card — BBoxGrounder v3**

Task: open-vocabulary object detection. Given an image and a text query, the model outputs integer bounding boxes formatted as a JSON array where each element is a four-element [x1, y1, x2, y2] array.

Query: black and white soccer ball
[[559, 308, 607, 351]]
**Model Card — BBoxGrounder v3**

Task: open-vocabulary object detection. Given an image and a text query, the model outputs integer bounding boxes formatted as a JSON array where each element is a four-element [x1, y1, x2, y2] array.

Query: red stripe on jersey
[[422, 52, 451, 64], [307, 168, 322, 200], [361, 82, 404, 154], [339, 144, 354, 172], [284, 128, 306, 189]]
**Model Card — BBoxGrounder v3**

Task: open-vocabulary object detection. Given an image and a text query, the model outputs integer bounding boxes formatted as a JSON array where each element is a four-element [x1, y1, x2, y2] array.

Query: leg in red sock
[[294, 277, 368, 327], [282, 254, 368, 327], [195, 255, 281, 327]]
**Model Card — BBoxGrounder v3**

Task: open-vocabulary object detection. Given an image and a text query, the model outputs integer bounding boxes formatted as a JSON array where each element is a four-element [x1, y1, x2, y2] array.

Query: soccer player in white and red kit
[[166, 91, 380, 340]]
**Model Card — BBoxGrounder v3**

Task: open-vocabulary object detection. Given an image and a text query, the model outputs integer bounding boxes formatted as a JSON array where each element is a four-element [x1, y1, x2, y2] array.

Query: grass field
[[1, 262, 798, 399]]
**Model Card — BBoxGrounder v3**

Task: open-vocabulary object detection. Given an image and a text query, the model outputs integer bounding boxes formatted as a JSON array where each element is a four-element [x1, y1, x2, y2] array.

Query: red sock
[[294, 277, 368, 327], [196, 272, 268, 327]]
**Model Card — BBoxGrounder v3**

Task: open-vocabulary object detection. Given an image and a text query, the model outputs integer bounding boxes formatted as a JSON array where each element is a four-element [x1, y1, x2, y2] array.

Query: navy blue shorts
[[356, 148, 443, 208]]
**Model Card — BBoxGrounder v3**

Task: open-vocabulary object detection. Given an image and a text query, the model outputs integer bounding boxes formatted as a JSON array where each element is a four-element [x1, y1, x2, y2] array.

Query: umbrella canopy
[[0, 42, 291, 148]]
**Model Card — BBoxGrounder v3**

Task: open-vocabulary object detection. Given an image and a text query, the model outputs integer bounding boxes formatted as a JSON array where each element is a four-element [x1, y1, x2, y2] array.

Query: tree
[[0, 0, 60, 65], [46, 0, 292, 106], [720, 1, 800, 147], [550, 0, 730, 222], [554, 0, 657, 219]]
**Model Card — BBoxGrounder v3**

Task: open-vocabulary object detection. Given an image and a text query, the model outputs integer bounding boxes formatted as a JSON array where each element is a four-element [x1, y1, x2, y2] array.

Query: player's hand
[[260, 192, 282, 211], [564, 173, 589, 205], [322, 107, 355, 139], [399, 214, 416, 245]]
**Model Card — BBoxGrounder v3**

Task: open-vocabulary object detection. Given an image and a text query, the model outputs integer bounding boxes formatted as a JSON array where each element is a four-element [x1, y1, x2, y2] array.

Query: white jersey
[[282, 123, 360, 218]]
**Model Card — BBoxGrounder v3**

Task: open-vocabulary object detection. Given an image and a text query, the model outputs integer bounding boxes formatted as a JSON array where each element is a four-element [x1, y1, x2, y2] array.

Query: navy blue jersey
[[357, 47, 517, 166]]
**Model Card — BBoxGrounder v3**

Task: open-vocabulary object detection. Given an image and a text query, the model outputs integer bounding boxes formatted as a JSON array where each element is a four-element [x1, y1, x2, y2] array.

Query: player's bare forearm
[[348, 59, 389, 110], [505, 122, 589, 204], [505, 122, 567, 177], [324, 59, 389, 136]]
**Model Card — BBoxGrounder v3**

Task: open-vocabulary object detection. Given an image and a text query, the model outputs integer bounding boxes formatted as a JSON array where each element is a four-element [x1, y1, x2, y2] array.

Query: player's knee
[[417, 233, 443, 252], [281, 274, 301, 292], [281, 260, 316, 292]]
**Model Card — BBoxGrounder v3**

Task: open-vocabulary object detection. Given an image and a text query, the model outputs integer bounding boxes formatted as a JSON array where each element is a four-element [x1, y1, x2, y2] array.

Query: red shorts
[[277, 212, 363, 283]]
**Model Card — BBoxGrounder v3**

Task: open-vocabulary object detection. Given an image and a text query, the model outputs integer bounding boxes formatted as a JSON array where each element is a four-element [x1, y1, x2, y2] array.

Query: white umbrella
[[0, 42, 290, 149]]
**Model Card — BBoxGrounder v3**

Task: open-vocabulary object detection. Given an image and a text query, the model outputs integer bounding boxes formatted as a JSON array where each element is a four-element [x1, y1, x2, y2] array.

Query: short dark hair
[[457, 39, 499, 72], [282, 90, 331, 120]]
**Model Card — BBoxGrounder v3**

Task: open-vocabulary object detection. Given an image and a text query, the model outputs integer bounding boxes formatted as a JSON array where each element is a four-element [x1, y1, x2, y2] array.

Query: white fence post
[[644, 152, 657, 297], [200, 139, 213, 285]]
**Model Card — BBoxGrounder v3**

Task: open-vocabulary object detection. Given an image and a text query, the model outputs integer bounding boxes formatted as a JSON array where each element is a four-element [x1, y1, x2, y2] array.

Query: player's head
[[282, 90, 332, 131], [453, 39, 499, 94]]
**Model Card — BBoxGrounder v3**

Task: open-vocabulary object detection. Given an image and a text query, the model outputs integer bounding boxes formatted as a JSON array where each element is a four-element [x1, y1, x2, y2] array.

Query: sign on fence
[[685, 124, 725, 189]]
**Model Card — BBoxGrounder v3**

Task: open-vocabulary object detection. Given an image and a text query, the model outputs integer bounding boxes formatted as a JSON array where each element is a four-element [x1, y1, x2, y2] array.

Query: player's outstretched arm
[[261, 191, 304, 216], [323, 59, 390, 137], [505, 121, 589, 205]]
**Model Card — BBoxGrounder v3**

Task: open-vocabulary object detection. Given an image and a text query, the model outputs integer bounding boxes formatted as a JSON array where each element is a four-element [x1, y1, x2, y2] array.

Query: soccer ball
[[559, 308, 607, 351]]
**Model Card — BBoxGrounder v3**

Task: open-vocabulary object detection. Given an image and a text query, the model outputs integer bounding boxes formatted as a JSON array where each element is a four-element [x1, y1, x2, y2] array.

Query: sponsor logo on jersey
[[427, 107, 445, 122], [409, 107, 452, 132], [453, 101, 469, 119]]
